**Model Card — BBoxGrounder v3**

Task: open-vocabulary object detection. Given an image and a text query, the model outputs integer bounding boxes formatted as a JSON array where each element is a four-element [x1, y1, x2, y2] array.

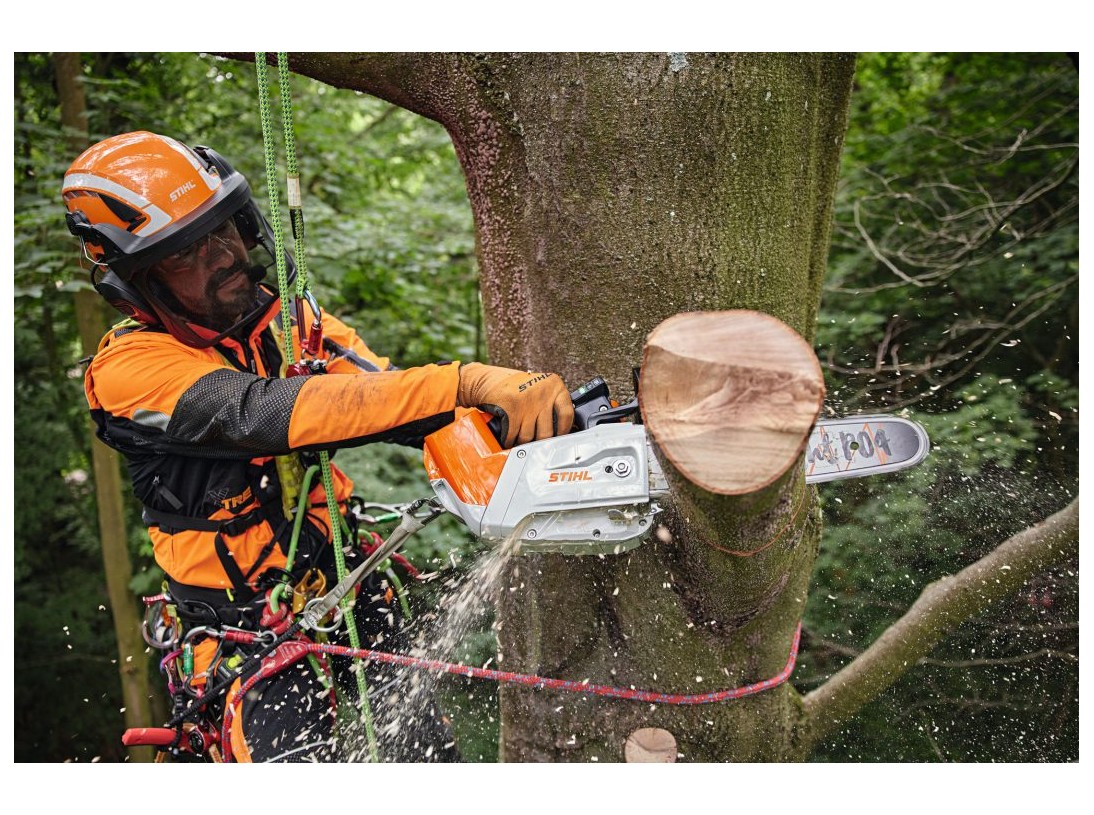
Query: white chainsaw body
[[428, 423, 669, 555]]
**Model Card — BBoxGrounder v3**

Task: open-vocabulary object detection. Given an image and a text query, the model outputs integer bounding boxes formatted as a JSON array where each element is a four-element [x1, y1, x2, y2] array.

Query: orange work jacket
[[84, 288, 459, 605]]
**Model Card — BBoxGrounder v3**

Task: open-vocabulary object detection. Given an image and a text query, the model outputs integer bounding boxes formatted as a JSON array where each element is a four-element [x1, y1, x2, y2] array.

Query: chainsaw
[[422, 376, 930, 556]]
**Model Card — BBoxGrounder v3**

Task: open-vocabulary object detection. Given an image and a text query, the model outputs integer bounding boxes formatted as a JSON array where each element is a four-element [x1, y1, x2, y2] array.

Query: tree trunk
[[54, 52, 155, 763], [277, 52, 855, 761]]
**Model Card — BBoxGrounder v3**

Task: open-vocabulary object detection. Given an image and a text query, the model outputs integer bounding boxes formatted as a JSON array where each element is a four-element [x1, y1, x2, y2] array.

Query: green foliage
[[301, 99, 481, 365], [820, 53, 1078, 414], [920, 375, 1037, 474], [804, 52, 1078, 762]]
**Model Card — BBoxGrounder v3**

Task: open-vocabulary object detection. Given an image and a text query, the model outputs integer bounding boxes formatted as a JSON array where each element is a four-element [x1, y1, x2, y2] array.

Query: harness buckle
[[219, 509, 263, 537]]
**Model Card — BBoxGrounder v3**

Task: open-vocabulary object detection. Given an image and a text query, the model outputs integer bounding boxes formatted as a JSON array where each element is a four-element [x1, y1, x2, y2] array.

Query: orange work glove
[[457, 362, 574, 448]]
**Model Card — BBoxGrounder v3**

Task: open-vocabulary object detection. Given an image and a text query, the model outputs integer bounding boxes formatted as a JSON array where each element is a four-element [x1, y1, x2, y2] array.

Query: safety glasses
[[155, 217, 242, 276]]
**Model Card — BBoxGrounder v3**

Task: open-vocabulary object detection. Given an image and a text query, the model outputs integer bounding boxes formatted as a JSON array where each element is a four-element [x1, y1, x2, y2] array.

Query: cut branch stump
[[640, 310, 824, 495]]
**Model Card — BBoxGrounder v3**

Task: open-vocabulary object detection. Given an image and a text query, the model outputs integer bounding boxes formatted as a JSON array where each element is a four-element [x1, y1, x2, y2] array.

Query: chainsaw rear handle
[[484, 374, 640, 441]]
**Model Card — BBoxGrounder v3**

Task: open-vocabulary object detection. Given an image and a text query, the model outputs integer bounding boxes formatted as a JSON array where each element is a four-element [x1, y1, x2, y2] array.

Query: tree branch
[[795, 497, 1078, 754], [216, 52, 453, 124]]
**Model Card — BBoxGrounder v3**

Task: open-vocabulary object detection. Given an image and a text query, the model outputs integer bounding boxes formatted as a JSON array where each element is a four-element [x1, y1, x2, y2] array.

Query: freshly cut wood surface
[[624, 727, 677, 762], [640, 310, 824, 495]]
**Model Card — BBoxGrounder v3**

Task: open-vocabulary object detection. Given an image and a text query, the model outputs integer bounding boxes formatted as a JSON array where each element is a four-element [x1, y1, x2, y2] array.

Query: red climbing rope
[[218, 623, 802, 758], [308, 622, 801, 705]]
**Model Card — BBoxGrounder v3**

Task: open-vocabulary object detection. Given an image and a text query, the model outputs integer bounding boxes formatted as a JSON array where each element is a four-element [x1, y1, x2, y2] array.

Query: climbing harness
[[125, 499, 441, 761]]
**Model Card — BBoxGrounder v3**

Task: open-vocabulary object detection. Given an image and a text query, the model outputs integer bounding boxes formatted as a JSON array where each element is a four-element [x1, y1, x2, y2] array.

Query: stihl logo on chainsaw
[[548, 470, 593, 483]]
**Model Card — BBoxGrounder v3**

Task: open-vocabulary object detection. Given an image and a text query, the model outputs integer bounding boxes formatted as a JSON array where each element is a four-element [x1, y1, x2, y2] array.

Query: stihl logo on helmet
[[169, 181, 198, 202]]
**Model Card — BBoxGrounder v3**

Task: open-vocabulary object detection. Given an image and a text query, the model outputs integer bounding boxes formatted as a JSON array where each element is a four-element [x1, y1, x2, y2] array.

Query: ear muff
[[92, 269, 161, 327], [231, 201, 264, 251]]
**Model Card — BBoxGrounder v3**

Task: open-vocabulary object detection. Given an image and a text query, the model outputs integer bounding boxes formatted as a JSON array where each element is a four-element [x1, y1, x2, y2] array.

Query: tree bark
[[54, 52, 154, 763], [276, 52, 855, 761]]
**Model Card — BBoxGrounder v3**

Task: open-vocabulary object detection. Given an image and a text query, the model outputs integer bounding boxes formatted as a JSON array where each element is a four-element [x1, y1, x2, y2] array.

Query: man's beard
[[201, 260, 260, 332]]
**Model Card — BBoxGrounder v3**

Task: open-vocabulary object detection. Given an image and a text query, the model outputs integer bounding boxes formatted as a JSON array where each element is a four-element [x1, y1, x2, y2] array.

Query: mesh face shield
[[130, 199, 297, 349]]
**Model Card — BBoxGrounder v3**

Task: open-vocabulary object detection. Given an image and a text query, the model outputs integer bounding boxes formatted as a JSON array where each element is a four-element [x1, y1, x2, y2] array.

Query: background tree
[[52, 51, 155, 763], [14, 53, 156, 762]]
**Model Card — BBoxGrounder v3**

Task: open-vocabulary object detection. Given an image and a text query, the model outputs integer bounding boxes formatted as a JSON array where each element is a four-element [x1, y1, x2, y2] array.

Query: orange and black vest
[[84, 290, 460, 606]]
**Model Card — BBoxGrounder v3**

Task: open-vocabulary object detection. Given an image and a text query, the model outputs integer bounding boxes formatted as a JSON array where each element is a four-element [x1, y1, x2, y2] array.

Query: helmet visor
[[134, 205, 289, 348], [154, 215, 247, 277]]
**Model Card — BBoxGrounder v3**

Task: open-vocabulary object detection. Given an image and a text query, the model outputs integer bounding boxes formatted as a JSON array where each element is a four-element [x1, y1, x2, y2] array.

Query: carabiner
[[182, 625, 220, 647], [142, 598, 179, 650], [254, 629, 279, 647], [302, 597, 344, 633]]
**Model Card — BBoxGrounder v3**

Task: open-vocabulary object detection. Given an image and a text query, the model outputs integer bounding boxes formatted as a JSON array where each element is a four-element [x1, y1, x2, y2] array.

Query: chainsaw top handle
[[484, 374, 640, 441]]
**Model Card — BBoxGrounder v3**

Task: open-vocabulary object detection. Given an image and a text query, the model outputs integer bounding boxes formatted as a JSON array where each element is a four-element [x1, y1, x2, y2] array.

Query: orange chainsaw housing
[[423, 409, 509, 507]]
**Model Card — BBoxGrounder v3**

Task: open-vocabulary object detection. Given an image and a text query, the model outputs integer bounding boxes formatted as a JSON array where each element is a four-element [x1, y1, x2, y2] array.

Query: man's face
[[150, 217, 257, 331]]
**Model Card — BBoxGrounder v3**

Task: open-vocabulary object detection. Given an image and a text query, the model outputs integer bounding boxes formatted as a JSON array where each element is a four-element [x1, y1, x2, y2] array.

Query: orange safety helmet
[[62, 131, 294, 348]]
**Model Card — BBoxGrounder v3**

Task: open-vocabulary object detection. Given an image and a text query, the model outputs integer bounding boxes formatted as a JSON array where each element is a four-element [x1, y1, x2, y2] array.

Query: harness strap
[[147, 505, 309, 597], [213, 524, 295, 597], [213, 531, 252, 597], [241, 517, 292, 584], [142, 505, 265, 536]]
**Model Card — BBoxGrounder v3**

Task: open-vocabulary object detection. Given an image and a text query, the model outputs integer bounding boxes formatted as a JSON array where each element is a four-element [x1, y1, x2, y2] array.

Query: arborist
[[63, 130, 574, 761]]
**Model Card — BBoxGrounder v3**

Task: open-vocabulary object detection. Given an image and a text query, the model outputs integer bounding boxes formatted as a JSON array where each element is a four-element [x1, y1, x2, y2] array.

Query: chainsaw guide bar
[[804, 415, 930, 484]]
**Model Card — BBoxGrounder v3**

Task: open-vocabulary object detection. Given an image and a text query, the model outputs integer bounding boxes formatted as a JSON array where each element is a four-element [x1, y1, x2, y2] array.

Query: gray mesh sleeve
[[167, 369, 308, 455]]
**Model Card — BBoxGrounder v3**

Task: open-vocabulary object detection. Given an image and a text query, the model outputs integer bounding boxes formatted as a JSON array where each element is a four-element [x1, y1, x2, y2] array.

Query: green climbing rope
[[268, 463, 319, 612], [254, 51, 379, 761]]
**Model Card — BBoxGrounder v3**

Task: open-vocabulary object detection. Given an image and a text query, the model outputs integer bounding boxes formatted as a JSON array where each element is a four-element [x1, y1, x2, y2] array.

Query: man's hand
[[457, 362, 574, 448]]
